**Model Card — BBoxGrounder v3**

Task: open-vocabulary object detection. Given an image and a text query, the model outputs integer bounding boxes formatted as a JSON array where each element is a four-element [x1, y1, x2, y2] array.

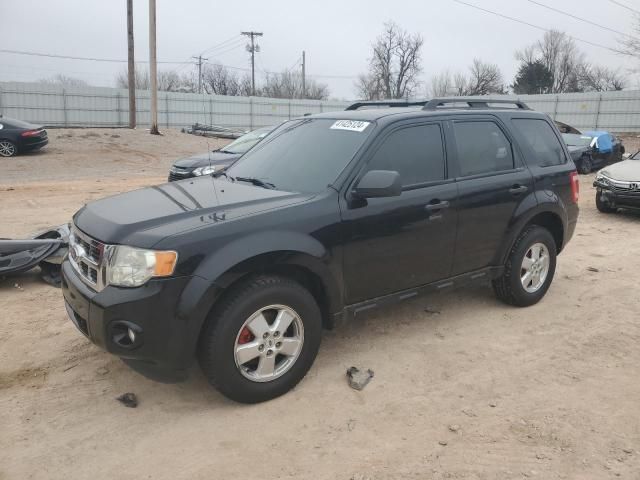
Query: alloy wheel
[[233, 304, 304, 383], [0, 140, 16, 157], [520, 242, 550, 293]]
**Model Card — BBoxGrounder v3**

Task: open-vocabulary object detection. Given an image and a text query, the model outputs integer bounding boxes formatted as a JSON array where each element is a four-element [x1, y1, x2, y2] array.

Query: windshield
[[226, 118, 374, 193], [221, 127, 272, 154], [562, 133, 592, 147]]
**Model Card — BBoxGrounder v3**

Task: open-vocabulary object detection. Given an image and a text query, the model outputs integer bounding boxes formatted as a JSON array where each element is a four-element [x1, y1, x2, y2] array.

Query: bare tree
[[516, 30, 626, 93], [261, 70, 329, 100], [39, 74, 89, 88], [202, 64, 241, 95], [356, 21, 423, 99], [428, 70, 453, 97], [618, 15, 640, 67], [518, 30, 585, 93], [116, 67, 149, 89], [356, 73, 383, 100], [115, 67, 195, 92], [428, 60, 503, 97], [577, 64, 625, 92], [465, 59, 505, 95]]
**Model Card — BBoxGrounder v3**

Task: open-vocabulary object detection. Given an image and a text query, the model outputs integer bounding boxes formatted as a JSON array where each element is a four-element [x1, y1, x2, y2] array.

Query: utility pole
[[126, 0, 136, 128], [192, 55, 208, 94], [241, 31, 263, 96], [301, 50, 306, 99], [148, 0, 159, 134]]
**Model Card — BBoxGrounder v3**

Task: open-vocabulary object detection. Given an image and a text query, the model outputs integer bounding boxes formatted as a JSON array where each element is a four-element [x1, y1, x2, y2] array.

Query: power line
[[0, 47, 360, 81], [525, 0, 637, 39], [198, 34, 243, 56], [608, 0, 640, 15], [206, 39, 246, 57], [451, 0, 622, 53], [0, 48, 192, 64]]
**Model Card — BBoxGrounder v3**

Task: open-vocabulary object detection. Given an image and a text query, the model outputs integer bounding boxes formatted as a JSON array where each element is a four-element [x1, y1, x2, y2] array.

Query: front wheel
[[493, 226, 557, 307], [578, 156, 592, 174], [198, 275, 322, 403], [0, 139, 17, 157]]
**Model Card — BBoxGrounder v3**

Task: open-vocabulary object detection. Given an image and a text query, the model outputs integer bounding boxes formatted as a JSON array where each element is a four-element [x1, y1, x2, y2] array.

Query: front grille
[[601, 177, 640, 193], [69, 227, 107, 291], [168, 166, 193, 182]]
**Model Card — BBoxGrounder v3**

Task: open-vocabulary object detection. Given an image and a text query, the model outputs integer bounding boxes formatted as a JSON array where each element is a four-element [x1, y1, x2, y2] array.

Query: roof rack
[[345, 100, 428, 111], [422, 98, 530, 110]]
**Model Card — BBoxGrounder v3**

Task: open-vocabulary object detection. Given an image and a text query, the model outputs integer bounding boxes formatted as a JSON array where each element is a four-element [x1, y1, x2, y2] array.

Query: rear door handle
[[425, 200, 450, 211], [509, 185, 528, 195]]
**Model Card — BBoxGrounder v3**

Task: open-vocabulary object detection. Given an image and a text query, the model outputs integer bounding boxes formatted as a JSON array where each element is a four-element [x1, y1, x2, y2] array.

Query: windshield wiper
[[234, 176, 276, 189]]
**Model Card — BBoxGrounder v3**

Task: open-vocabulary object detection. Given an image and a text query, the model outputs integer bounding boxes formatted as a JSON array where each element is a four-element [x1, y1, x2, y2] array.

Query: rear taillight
[[570, 171, 579, 203], [20, 130, 40, 137]]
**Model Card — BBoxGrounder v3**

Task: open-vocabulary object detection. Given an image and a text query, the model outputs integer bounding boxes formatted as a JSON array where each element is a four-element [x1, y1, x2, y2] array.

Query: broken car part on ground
[[0, 224, 69, 287]]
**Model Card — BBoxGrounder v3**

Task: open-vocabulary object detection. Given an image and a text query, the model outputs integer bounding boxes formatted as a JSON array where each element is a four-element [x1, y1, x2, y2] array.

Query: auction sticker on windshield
[[330, 120, 370, 132]]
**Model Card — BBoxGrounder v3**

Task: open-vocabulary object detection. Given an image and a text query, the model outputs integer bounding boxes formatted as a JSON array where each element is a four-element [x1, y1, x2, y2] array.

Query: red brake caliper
[[238, 327, 254, 344]]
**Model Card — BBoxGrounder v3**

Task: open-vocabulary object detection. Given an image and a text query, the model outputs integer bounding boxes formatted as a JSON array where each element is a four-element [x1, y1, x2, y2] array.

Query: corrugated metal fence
[[0, 82, 349, 130], [1, 81, 640, 132]]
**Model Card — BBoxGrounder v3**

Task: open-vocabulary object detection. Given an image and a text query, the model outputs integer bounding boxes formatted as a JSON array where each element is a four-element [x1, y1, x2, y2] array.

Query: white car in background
[[593, 150, 640, 213]]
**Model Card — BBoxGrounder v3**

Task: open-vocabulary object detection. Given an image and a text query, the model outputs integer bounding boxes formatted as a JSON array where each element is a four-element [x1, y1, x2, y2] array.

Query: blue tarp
[[584, 131, 614, 154]]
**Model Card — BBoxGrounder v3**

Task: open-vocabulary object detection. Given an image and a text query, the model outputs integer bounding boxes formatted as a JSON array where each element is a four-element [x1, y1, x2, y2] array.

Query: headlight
[[596, 170, 609, 181], [192, 165, 217, 176], [106, 246, 177, 287]]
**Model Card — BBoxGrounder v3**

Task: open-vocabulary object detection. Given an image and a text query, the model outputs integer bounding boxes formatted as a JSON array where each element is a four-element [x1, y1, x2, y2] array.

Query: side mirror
[[353, 170, 402, 198]]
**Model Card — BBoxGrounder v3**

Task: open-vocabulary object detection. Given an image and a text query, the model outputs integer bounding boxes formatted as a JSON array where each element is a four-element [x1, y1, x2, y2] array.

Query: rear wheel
[[198, 275, 322, 403], [596, 192, 616, 213], [493, 226, 557, 307], [0, 140, 17, 157]]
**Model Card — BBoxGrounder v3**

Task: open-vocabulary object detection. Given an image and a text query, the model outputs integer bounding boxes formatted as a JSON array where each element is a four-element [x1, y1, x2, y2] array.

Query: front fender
[[173, 231, 342, 364]]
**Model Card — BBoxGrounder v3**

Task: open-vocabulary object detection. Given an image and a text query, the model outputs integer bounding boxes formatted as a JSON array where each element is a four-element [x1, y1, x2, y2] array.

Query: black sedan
[[168, 126, 273, 181], [0, 116, 48, 157]]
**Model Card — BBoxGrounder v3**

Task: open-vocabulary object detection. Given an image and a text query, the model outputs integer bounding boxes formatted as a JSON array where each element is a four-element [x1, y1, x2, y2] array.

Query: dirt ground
[[1, 129, 640, 480]]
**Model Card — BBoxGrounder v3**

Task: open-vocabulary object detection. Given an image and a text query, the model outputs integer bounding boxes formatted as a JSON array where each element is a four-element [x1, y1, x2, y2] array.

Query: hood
[[73, 177, 311, 247], [600, 159, 640, 182], [173, 150, 241, 169]]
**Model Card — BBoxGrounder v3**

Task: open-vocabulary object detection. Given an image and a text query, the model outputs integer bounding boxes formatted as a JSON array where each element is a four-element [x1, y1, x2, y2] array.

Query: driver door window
[[365, 124, 445, 187]]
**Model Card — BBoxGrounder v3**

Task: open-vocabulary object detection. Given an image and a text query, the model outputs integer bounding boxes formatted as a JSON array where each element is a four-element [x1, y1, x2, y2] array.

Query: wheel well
[[525, 212, 564, 253], [218, 264, 332, 330]]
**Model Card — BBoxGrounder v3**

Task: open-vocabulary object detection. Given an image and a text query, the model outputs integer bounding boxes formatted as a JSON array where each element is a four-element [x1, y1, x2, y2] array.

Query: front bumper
[[61, 259, 199, 378], [593, 179, 640, 209]]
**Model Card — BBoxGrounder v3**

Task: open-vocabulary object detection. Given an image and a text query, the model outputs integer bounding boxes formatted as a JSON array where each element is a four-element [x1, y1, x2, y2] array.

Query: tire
[[198, 275, 322, 403], [0, 139, 17, 157], [596, 192, 616, 213], [492, 225, 557, 307], [578, 156, 592, 174]]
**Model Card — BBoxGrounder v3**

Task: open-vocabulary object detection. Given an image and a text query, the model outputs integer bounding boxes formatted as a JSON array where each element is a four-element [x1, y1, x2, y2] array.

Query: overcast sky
[[1, 0, 638, 99]]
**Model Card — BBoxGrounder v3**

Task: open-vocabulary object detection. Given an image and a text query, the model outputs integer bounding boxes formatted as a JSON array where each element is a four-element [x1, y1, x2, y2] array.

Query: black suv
[[61, 98, 579, 403]]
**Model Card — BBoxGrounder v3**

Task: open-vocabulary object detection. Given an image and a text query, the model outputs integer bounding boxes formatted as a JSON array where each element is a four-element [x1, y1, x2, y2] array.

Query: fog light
[[127, 328, 136, 343]]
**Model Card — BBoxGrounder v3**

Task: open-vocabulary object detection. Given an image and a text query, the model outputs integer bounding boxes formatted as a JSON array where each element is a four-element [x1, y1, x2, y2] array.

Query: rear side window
[[453, 121, 514, 177], [512, 118, 566, 166], [366, 124, 445, 187]]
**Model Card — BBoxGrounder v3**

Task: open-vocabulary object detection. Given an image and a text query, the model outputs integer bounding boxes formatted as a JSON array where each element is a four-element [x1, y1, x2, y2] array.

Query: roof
[[309, 106, 546, 123]]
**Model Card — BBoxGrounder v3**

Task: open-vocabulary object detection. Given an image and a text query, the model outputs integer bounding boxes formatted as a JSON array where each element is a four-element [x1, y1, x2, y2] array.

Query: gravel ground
[[1, 129, 639, 480]]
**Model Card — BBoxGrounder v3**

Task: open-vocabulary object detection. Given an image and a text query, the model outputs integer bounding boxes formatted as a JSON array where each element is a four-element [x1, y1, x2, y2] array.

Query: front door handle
[[509, 184, 528, 195], [424, 200, 450, 211]]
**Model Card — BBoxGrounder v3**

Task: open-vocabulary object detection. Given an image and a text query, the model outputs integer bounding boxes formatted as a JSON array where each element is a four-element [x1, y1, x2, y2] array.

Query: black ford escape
[[62, 98, 579, 403]]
